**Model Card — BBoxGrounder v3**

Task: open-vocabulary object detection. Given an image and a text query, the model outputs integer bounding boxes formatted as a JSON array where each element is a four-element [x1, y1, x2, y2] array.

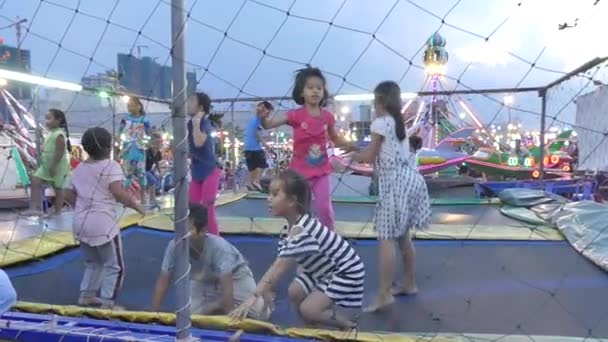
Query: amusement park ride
[[332, 32, 578, 181]]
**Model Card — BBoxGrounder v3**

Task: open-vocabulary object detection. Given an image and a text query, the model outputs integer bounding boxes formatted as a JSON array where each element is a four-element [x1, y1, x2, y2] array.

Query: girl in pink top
[[260, 67, 356, 229]]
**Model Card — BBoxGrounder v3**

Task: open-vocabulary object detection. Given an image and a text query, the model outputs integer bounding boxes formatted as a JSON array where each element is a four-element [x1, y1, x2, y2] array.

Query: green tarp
[[498, 188, 608, 272]]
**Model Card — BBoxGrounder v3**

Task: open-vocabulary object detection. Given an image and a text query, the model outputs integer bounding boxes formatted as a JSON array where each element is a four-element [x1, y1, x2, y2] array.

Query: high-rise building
[[117, 53, 197, 100], [0, 45, 32, 100], [117, 53, 140, 94], [186, 72, 197, 97], [81, 71, 116, 89]]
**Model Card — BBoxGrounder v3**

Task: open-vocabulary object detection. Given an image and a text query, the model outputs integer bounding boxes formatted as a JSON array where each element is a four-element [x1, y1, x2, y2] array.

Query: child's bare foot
[[101, 303, 125, 311], [228, 329, 244, 342], [391, 282, 419, 296], [78, 296, 103, 307], [21, 209, 45, 217], [261, 291, 276, 318], [339, 320, 357, 332], [363, 293, 395, 313]]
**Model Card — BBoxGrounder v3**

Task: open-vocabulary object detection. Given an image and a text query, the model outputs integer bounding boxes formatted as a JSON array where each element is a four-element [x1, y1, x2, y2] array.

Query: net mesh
[[0, 0, 607, 341]]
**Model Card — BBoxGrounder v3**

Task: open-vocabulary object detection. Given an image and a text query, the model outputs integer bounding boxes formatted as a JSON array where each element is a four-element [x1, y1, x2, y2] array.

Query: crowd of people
[[1, 66, 431, 331]]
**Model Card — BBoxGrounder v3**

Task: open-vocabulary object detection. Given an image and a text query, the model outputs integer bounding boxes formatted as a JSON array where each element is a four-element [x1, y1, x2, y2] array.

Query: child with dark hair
[[351, 81, 431, 312], [66, 127, 145, 309], [24, 109, 71, 216], [259, 67, 357, 230], [145, 133, 163, 205], [152, 203, 272, 319], [409, 135, 423, 167], [223, 161, 234, 190], [244, 101, 273, 191], [230, 169, 364, 330], [187, 92, 221, 235], [409, 135, 423, 152], [119, 96, 151, 202]]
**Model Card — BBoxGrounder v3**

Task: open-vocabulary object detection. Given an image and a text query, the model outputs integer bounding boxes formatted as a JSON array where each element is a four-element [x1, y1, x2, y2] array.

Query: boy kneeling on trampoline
[[152, 203, 272, 319]]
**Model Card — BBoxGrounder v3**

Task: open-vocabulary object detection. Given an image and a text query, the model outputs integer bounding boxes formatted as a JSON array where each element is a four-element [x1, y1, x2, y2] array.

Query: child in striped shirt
[[230, 169, 364, 330]]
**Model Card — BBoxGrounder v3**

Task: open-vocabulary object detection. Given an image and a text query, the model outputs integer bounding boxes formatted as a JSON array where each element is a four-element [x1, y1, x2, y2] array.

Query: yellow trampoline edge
[[10, 301, 592, 342], [11, 301, 456, 342]]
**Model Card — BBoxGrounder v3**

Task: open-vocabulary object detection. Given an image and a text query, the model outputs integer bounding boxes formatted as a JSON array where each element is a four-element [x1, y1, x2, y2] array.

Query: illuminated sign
[[507, 156, 535, 168]]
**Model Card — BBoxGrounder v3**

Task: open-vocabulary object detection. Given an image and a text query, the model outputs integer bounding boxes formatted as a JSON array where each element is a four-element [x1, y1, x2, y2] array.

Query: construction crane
[[136, 45, 149, 58], [14, 17, 27, 69], [0, 18, 27, 34], [15, 18, 27, 45]]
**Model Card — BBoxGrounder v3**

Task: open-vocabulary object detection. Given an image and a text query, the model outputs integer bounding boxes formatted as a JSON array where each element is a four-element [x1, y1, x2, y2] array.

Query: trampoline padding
[[0, 192, 246, 268], [246, 192, 501, 206], [141, 214, 562, 241], [0, 213, 140, 268], [1, 213, 564, 268], [0, 194, 564, 269]]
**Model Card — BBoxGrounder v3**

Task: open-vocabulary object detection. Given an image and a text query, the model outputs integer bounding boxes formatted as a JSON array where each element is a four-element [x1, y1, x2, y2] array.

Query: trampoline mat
[[217, 199, 529, 227], [8, 228, 608, 338]]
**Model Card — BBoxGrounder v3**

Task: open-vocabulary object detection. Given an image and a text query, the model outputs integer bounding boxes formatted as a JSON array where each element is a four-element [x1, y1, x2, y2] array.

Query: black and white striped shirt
[[277, 214, 365, 280]]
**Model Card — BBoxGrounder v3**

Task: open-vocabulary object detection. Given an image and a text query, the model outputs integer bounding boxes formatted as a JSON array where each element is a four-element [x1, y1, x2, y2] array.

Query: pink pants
[[309, 174, 335, 230], [189, 168, 221, 235]]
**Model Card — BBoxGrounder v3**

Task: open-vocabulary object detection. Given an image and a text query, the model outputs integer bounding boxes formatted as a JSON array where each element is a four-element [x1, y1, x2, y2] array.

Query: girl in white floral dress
[[351, 81, 431, 312]]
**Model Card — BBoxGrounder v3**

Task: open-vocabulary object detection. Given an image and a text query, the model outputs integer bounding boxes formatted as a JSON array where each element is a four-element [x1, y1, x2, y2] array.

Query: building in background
[[117, 53, 197, 99], [349, 104, 372, 142], [81, 71, 116, 89], [0, 45, 32, 100]]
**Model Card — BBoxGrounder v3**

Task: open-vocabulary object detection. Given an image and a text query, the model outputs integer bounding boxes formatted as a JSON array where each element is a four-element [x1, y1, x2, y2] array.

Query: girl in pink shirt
[[260, 67, 355, 229]]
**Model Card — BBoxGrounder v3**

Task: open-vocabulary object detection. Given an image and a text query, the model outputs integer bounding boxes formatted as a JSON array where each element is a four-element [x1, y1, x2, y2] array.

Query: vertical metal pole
[[170, 0, 191, 340], [32, 87, 44, 210], [110, 97, 116, 161], [538, 89, 547, 181], [230, 101, 237, 193], [33, 88, 42, 165]]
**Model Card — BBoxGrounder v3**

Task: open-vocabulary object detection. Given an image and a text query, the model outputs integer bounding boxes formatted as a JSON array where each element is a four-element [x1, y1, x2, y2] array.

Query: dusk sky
[[1, 0, 607, 127]]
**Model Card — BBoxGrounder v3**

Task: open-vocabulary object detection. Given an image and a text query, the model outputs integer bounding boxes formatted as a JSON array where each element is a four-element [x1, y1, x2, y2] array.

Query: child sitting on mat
[[66, 127, 145, 309], [152, 203, 272, 319], [230, 169, 364, 330]]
